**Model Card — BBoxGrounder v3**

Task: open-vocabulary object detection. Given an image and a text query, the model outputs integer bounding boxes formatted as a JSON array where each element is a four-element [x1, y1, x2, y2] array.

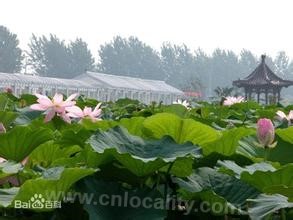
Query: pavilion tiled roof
[[233, 55, 293, 87]]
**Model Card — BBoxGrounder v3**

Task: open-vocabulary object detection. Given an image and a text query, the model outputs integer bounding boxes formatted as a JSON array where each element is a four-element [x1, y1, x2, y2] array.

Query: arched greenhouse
[[0, 71, 183, 104]]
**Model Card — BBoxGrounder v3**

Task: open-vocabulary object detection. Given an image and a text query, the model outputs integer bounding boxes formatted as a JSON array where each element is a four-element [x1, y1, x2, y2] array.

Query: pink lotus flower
[[256, 118, 276, 148], [66, 103, 102, 122], [30, 93, 77, 123], [276, 110, 293, 126], [223, 96, 245, 106]]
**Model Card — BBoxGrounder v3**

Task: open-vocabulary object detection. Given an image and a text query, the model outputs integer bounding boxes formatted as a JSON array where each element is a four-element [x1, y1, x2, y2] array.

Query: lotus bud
[[0, 123, 6, 133], [256, 118, 276, 148]]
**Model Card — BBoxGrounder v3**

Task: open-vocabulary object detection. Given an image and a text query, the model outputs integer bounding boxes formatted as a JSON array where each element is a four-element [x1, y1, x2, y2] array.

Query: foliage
[[0, 25, 23, 73], [3, 26, 293, 99], [0, 93, 293, 220], [214, 86, 234, 98], [98, 36, 164, 80], [28, 34, 95, 78]]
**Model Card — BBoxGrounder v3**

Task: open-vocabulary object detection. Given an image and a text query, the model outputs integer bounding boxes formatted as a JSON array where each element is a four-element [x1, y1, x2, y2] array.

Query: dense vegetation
[[1, 24, 293, 96], [0, 92, 293, 220]]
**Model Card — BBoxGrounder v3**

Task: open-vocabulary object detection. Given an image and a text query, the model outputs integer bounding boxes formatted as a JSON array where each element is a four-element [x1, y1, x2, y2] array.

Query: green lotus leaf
[[0, 161, 23, 179], [240, 164, 293, 198], [248, 194, 293, 220], [202, 127, 254, 156], [28, 141, 81, 168], [173, 167, 259, 215], [8, 167, 95, 210], [0, 187, 19, 208], [0, 126, 53, 162], [0, 110, 18, 128], [143, 113, 220, 146], [276, 126, 293, 144], [77, 177, 167, 220], [217, 160, 276, 177], [87, 126, 202, 177]]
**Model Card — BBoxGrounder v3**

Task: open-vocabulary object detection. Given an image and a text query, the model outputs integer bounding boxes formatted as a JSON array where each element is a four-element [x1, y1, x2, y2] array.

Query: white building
[[0, 71, 183, 104]]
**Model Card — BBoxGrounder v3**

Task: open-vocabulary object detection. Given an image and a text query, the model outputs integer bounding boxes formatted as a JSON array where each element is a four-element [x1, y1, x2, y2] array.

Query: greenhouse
[[0, 71, 183, 104]]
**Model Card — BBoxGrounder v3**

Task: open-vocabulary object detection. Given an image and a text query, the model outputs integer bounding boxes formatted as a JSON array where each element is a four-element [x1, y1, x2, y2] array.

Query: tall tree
[[69, 38, 95, 75], [161, 43, 196, 87], [28, 34, 94, 78], [210, 49, 240, 88], [286, 62, 293, 80], [98, 36, 164, 80], [29, 34, 69, 77], [0, 25, 23, 73], [193, 48, 210, 97], [238, 49, 258, 77], [274, 51, 289, 77], [161, 43, 178, 82]]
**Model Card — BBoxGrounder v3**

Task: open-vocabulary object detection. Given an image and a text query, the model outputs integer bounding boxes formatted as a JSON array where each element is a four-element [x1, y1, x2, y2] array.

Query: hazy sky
[[1, 0, 293, 59]]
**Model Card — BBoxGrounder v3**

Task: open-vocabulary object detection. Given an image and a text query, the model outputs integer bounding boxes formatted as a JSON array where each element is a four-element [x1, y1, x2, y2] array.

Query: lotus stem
[[264, 148, 270, 161], [164, 162, 174, 208], [281, 209, 286, 220]]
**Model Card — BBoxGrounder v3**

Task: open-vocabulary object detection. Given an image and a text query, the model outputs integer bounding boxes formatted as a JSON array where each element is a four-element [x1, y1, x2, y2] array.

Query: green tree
[[274, 51, 289, 77], [98, 36, 164, 80], [161, 43, 178, 82], [214, 86, 234, 98], [0, 25, 23, 73], [238, 49, 258, 77], [161, 43, 196, 87], [286, 62, 293, 80], [28, 34, 94, 78], [29, 34, 69, 77], [193, 48, 211, 97], [69, 38, 95, 75], [210, 49, 240, 88]]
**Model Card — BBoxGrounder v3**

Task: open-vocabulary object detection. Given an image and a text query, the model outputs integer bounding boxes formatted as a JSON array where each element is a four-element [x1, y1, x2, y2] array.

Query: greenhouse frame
[[0, 71, 184, 104]]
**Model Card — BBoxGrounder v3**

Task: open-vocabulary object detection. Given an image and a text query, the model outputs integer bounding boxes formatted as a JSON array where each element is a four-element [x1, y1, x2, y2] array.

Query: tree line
[[1, 25, 293, 97]]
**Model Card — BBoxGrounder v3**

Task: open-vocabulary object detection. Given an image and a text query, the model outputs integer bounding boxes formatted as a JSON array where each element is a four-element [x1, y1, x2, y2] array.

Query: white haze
[[1, 0, 293, 58]]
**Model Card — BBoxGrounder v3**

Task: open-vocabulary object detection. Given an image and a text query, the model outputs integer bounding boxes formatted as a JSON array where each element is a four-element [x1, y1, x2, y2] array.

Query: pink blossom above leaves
[[66, 103, 102, 122], [30, 93, 78, 123]]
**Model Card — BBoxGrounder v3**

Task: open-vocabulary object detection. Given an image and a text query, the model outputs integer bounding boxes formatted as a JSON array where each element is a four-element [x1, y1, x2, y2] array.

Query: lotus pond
[[0, 92, 293, 220]]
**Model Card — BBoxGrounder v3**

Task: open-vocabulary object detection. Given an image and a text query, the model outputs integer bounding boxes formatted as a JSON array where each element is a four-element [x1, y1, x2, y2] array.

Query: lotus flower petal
[[257, 118, 275, 147]]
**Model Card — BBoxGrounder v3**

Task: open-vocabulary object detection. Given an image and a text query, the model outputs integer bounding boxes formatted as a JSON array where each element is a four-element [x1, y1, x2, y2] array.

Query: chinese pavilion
[[233, 55, 293, 104]]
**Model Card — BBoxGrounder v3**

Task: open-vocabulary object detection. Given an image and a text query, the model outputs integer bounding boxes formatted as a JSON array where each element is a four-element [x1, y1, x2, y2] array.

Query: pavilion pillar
[[277, 88, 281, 103], [271, 89, 275, 104], [244, 88, 248, 100], [248, 88, 252, 100], [257, 90, 260, 103]]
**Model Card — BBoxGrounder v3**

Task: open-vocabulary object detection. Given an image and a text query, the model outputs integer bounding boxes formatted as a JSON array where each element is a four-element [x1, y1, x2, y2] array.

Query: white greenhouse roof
[[0, 72, 183, 94], [76, 71, 183, 94], [0, 72, 93, 88]]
